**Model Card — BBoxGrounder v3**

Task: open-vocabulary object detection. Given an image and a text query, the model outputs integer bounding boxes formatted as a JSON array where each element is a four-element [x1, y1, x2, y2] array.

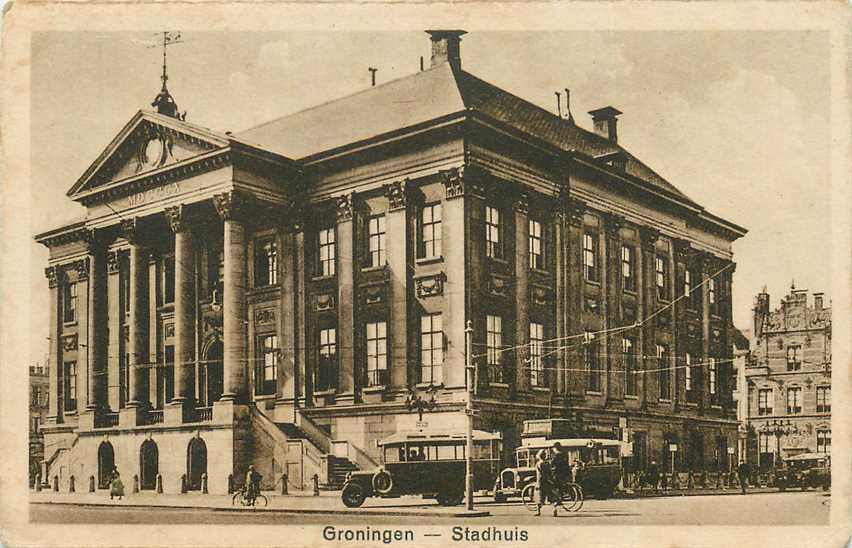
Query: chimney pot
[[588, 106, 623, 143], [425, 30, 467, 70]]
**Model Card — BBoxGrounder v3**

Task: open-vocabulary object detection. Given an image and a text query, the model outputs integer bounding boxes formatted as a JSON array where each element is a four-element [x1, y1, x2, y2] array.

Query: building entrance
[[97, 441, 115, 489], [187, 437, 207, 491], [140, 440, 159, 490]]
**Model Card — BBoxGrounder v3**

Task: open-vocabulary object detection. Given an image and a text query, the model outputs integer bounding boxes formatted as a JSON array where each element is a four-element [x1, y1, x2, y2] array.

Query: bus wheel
[[342, 483, 366, 508]]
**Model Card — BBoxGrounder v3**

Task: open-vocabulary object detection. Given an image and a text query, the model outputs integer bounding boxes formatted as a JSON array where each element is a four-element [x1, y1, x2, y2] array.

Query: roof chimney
[[426, 30, 466, 70], [588, 106, 622, 143]]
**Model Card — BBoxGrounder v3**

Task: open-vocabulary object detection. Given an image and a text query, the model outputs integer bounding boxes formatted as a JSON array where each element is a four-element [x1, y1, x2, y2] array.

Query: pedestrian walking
[[109, 468, 125, 501], [534, 450, 558, 517], [737, 460, 749, 495], [648, 460, 661, 493]]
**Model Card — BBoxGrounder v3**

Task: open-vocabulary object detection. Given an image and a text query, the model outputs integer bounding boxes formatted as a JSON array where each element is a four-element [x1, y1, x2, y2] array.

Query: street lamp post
[[465, 320, 474, 511], [761, 419, 799, 469]]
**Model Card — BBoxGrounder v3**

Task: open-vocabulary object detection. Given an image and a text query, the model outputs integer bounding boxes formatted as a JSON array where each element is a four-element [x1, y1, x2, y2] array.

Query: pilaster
[[565, 197, 585, 396], [106, 249, 122, 411], [513, 191, 530, 392], [639, 226, 660, 408], [336, 193, 357, 401], [385, 181, 409, 390], [45, 267, 62, 424]]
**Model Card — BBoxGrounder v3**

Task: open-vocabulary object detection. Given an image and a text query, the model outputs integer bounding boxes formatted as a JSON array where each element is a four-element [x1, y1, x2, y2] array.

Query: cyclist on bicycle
[[245, 465, 260, 505], [534, 450, 559, 517], [550, 442, 570, 492]]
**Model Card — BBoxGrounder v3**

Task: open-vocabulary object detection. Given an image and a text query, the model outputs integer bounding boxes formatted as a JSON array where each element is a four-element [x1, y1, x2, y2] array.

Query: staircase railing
[[294, 411, 332, 454]]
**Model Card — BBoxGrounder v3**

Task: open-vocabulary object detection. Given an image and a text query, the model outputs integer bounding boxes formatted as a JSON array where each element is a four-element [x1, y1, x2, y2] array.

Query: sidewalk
[[28, 490, 491, 518], [617, 486, 778, 498]]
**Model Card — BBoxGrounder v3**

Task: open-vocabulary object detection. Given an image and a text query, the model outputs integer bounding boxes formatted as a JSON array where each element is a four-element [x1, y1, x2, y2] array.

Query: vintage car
[[340, 429, 503, 508], [776, 452, 831, 491], [493, 437, 626, 501]]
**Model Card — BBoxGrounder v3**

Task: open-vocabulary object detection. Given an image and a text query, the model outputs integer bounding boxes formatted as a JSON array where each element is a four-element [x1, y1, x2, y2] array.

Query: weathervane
[[149, 31, 185, 119]]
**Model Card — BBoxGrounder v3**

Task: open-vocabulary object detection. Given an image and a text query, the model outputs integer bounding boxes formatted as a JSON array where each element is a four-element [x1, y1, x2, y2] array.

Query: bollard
[[715, 472, 723, 489], [687, 471, 694, 490], [180, 474, 187, 494], [281, 473, 288, 495], [69, 475, 75, 493], [201, 473, 208, 494], [35, 473, 42, 492], [312, 473, 320, 496], [156, 474, 163, 494], [89, 475, 95, 493], [133, 474, 140, 493], [52, 475, 59, 492], [700, 470, 708, 488], [228, 473, 234, 494]]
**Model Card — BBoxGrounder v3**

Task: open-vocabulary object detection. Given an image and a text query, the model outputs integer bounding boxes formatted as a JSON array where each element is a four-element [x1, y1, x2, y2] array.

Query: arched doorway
[[140, 440, 159, 490], [187, 437, 207, 491], [200, 340, 223, 406], [97, 441, 115, 489]]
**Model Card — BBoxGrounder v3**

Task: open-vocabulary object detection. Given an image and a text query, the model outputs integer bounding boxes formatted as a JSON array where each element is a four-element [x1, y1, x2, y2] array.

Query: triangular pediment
[[67, 110, 231, 200]]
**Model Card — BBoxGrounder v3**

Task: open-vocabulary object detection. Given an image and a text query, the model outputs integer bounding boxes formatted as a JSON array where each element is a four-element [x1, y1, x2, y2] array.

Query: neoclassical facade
[[36, 30, 746, 495], [746, 287, 831, 469]]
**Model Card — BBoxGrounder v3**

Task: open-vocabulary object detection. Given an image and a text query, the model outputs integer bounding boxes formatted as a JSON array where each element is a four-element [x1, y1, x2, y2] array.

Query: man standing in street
[[534, 450, 558, 517], [737, 460, 749, 495]]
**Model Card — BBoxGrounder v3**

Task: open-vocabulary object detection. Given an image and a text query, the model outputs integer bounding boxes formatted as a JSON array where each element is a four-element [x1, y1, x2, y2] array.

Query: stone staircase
[[325, 455, 359, 490]]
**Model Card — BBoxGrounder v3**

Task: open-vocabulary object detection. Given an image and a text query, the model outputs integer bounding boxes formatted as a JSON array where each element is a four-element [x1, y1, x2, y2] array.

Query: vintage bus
[[340, 430, 503, 508]]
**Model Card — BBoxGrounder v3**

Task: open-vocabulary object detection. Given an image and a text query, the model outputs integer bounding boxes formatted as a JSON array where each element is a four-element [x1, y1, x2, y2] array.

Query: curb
[[29, 500, 491, 518], [615, 489, 780, 499]]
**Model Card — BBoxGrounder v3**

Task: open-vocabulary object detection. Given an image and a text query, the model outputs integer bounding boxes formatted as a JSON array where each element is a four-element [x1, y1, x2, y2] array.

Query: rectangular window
[[420, 314, 444, 385], [254, 238, 278, 287], [684, 352, 693, 392], [255, 335, 278, 395], [529, 322, 545, 387], [786, 345, 801, 371], [63, 361, 76, 412], [758, 389, 773, 415], [486, 315, 504, 383], [708, 278, 717, 315], [817, 386, 831, 413], [684, 269, 692, 303], [586, 332, 601, 392], [316, 327, 338, 391], [63, 282, 77, 323], [623, 336, 636, 396], [366, 321, 388, 386], [689, 269, 702, 310], [529, 219, 543, 270], [655, 255, 669, 301], [621, 245, 635, 291], [163, 255, 175, 304], [657, 344, 670, 400], [420, 203, 442, 259], [485, 206, 502, 259], [786, 387, 802, 414], [759, 433, 772, 455], [817, 431, 831, 454], [367, 215, 386, 268], [583, 233, 598, 282], [318, 228, 336, 277]]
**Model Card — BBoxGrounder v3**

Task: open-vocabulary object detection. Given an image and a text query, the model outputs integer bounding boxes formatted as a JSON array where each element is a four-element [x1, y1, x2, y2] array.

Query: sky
[[28, 30, 832, 364]]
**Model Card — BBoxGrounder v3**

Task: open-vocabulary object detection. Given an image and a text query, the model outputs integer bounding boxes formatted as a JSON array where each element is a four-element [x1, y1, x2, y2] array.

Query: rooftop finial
[[564, 88, 574, 124], [151, 31, 183, 118]]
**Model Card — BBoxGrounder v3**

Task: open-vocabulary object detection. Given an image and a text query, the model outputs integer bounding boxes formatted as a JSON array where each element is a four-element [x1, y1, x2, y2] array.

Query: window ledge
[[489, 382, 509, 388], [415, 256, 443, 266], [313, 389, 337, 397], [586, 390, 602, 396], [584, 279, 601, 287], [487, 257, 510, 266], [415, 382, 443, 390], [530, 268, 550, 277], [361, 265, 387, 273], [531, 386, 551, 393], [623, 289, 637, 296], [659, 398, 672, 403], [363, 385, 386, 394], [311, 275, 336, 283], [62, 321, 78, 328], [624, 395, 639, 400]]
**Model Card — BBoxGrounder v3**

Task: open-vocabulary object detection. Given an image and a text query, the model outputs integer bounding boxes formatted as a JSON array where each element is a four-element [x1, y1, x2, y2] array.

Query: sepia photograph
[[2, 4, 850, 547]]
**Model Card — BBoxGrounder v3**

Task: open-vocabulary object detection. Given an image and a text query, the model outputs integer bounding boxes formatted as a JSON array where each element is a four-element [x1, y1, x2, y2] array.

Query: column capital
[[603, 212, 624, 239], [81, 227, 108, 254], [336, 193, 355, 223], [72, 257, 90, 281], [639, 226, 660, 252], [44, 266, 61, 288], [106, 250, 121, 275], [514, 190, 530, 215], [567, 197, 586, 227], [120, 217, 141, 245], [673, 238, 692, 262], [442, 165, 487, 200], [213, 190, 255, 223], [384, 180, 408, 212], [165, 204, 189, 233]]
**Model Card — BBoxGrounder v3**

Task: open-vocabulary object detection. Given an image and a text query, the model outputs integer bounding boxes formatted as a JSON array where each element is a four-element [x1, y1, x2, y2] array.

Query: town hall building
[[36, 30, 747, 494]]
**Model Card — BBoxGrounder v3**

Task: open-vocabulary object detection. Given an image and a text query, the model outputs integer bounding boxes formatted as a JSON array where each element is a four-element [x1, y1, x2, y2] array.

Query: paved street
[[31, 491, 829, 526]]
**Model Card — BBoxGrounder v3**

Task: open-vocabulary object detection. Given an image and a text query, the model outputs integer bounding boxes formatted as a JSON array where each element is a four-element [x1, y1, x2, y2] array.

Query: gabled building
[[746, 286, 831, 469], [36, 30, 746, 494]]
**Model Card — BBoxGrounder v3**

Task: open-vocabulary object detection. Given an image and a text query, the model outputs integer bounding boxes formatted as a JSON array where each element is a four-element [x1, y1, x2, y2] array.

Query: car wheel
[[341, 483, 366, 508], [371, 470, 394, 495]]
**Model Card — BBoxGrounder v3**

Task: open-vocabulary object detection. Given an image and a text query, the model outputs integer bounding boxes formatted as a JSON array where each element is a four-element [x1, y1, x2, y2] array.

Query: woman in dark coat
[[110, 468, 125, 500]]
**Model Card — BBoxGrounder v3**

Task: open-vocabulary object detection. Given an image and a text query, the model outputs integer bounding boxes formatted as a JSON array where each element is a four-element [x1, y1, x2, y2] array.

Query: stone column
[[513, 192, 530, 392], [213, 192, 250, 404], [553, 196, 566, 395], [700, 252, 713, 411], [639, 227, 660, 408], [603, 213, 623, 404], [165, 205, 196, 417], [276, 212, 299, 422], [672, 240, 690, 409], [106, 250, 122, 410], [336, 194, 357, 400], [564, 198, 585, 396], [83, 235, 108, 412], [45, 266, 62, 424], [147, 253, 159, 407], [125, 222, 149, 408], [385, 182, 409, 390]]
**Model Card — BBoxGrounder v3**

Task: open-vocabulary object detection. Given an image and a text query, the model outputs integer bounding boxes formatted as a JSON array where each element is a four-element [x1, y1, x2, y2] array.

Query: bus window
[[473, 442, 491, 460], [455, 444, 466, 460], [436, 444, 455, 460], [407, 445, 427, 461], [384, 447, 404, 463], [517, 449, 530, 468]]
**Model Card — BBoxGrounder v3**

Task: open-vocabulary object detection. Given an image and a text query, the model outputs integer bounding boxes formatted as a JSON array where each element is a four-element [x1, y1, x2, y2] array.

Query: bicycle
[[232, 487, 269, 507], [521, 481, 584, 513]]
